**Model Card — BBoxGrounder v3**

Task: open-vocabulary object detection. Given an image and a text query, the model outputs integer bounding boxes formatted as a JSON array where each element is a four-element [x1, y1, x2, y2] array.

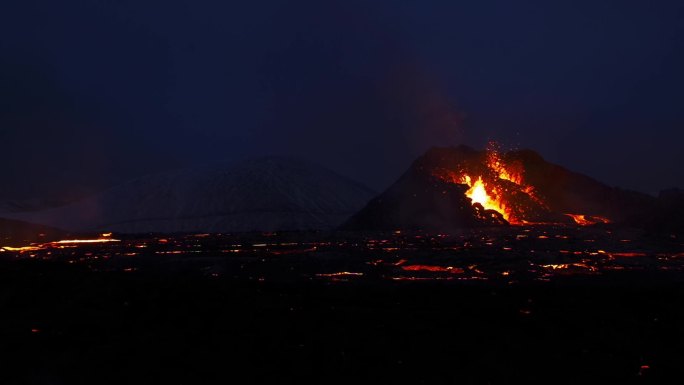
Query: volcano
[[344, 145, 657, 231]]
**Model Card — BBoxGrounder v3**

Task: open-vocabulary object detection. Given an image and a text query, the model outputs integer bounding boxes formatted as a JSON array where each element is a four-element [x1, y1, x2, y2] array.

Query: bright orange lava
[[401, 265, 464, 274], [434, 143, 613, 226], [564, 214, 611, 226], [456, 143, 529, 223], [1, 238, 121, 253], [460, 175, 513, 221], [51, 239, 120, 245]]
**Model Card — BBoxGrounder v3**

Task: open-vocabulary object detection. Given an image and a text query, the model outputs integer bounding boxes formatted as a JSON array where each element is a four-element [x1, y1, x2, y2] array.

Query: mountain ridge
[[3, 157, 375, 233]]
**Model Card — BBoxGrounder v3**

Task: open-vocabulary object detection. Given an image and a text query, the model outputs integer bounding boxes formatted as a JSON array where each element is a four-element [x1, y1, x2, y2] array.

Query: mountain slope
[[0, 218, 67, 247], [342, 160, 505, 232], [504, 149, 656, 223], [6, 157, 375, 233]]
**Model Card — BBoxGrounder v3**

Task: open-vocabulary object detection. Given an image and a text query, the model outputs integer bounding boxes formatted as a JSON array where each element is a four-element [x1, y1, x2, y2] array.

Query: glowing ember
[[487, 142, 523, 185], [638, 365, 651, 376]]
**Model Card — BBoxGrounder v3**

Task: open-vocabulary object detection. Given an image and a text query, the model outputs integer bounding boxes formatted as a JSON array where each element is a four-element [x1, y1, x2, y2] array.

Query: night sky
[[1, 0, 683, 201]]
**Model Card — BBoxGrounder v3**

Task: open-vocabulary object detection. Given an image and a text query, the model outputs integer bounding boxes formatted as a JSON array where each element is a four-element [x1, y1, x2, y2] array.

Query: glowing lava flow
[[51, 238, 120, 245], [564, 214, 611, 226], [0, 245, 42, 252], [462, 143, 527, 223], [460, 175, 512, 221], [1, 238, 121, 253], [431, 143, 547, 224]]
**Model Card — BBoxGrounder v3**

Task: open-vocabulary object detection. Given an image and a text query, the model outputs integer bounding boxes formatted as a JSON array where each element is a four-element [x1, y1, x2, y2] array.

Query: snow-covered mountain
[[4, 157, 375, 233]]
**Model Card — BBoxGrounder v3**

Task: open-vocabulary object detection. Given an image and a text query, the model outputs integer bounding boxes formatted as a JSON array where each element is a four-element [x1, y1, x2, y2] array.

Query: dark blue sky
[[1, 0, 682, 200]]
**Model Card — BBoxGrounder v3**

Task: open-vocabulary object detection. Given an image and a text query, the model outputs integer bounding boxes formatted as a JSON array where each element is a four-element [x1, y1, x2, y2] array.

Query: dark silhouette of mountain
[[5, 157, 375, 233], [0, 218, 66, 247], [0, 198, 76, 214], [345, 146, 660, 231], [503, 149, 656, 224], [641, 188, 684, 233]]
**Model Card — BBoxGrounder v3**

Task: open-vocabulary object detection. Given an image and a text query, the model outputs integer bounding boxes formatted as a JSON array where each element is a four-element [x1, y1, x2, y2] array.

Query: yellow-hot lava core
[[432, 142, 613, 226], [460, 175, 514, 222]]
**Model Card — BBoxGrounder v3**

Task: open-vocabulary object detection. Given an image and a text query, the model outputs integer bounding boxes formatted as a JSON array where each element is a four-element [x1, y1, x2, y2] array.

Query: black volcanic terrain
[[1, 227, 684, 384]]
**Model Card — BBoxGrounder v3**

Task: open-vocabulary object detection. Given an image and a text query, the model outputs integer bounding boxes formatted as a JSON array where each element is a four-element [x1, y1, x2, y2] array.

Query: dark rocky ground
[[1, 227, 683, 384]]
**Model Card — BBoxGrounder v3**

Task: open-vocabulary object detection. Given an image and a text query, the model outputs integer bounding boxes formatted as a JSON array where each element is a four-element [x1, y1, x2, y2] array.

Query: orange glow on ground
[[315, 272, 364, 277], [51, 239, 120, 244], [564, 214, 611, 226], [0, 245, 42, 252], [1, 238, 121, 253], [401, 265, 465, 274]]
